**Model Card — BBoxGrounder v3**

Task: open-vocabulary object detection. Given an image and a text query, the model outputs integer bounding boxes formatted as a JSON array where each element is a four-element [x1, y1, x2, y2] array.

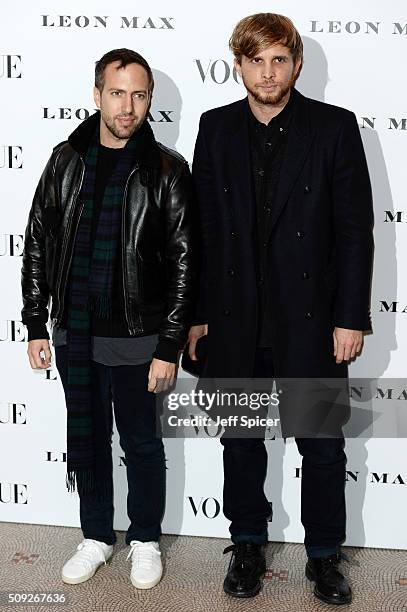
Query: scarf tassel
[[66, 469, 95, 494], [66, 469, 111, 501]]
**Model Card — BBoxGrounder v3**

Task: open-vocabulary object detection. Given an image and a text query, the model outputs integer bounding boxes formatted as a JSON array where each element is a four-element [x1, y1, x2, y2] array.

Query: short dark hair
[[95, 48, 154, 92]]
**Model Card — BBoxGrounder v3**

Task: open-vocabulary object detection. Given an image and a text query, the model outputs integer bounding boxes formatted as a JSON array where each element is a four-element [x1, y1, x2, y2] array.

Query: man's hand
[[148, 358, 176, 393], [188, 324, 208, 361], [27, 339, 52, 369], [333, 327, 363, 364]]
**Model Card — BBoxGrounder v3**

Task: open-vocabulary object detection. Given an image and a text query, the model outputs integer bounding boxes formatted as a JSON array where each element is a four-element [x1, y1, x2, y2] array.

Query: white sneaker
[[61, 539, 113, 584], [127, 540, 162, 589]]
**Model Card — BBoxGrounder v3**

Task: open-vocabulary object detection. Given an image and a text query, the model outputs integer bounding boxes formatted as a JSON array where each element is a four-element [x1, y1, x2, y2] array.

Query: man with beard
[[189, 13, 373, 605], [22, 49, 194, 589]]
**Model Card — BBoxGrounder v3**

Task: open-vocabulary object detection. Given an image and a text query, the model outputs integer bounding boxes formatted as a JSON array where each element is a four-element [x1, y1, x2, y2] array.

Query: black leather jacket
[[21, 113, 195, 358]]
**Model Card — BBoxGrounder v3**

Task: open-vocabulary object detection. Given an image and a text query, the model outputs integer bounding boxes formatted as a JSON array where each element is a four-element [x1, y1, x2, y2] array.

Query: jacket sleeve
[[191, 113, 216, 324], [21, 154, 56, 341], [153, 161, 196, 363], [331, 111, 374, 331]]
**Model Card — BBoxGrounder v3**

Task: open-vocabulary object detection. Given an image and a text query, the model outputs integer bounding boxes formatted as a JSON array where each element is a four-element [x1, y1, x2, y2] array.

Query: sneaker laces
[[127, 541, 161, 570], [72, 540, 107, 570]]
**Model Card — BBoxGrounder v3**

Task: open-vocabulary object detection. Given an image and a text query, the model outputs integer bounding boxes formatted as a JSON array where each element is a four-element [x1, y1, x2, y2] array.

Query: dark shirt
[[53, 143, 158, 366], [248, 93, 295, 346]]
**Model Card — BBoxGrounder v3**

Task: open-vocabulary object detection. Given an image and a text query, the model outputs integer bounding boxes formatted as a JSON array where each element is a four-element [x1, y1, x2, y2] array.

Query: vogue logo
[[0, 403, 27, 425], [45, 451, 66, 462], [187, 496, 221, 518], [41, 15, 175, 30], [188, 416, 277, 439], [0, 146, 23, 169], [310, 21, 407, 35], [189, 415, 222, 437], [195, 60, 241, 84], [0, 320, 27, 342], [0, 54, 22, 78], [0, 234, 24, 256], [0, 482, 28, 504], [43, 107, 174, 123]]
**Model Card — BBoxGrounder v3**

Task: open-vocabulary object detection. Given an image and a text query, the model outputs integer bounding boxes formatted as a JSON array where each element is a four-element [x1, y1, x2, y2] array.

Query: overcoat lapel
[[269, 89, 315, 234], [223, 99, 254, 231]]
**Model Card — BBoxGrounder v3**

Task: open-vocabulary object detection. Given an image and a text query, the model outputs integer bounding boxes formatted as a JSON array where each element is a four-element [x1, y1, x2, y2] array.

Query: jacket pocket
[[136, 251, 165, 310]]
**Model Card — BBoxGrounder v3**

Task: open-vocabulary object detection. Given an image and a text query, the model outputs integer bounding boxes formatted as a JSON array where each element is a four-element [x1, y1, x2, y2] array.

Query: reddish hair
[[230, 13, 303, 66]]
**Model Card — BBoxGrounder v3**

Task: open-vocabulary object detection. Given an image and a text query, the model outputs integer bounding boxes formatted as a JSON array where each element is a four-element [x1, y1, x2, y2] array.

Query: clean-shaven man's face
[[235, 43, 301, 106], [94, 61, 151, 147]]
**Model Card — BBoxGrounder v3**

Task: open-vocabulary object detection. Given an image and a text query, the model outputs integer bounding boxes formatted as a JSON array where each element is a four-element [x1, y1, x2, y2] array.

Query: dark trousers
[[221, 347, 346, 557], [56, 347, 165, 546]]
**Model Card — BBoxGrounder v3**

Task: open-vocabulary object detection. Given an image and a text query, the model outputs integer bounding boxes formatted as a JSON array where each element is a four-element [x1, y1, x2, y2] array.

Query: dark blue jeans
[[56, 347, 165, 546], [222, 348, 346, 557]]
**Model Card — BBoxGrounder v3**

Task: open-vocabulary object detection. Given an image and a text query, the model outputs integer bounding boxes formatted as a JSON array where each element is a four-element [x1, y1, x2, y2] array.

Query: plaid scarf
[[65, 130, 138, 496]]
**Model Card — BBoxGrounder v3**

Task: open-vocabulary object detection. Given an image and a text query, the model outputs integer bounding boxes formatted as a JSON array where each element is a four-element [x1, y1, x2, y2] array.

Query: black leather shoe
[[223, 543, 267, 598], [305, 552, 352, 605]]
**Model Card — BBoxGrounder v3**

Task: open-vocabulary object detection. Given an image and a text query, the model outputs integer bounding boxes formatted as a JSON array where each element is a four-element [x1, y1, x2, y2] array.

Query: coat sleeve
[[153, 161, 196, 363], [331, 111, 374, 331], [21, 154, 56, 341], [192, 113, 217, 324]]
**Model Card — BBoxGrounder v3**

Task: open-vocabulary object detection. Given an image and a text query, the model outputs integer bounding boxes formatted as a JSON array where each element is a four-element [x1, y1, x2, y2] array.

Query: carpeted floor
[[0, 522, 406, 612]]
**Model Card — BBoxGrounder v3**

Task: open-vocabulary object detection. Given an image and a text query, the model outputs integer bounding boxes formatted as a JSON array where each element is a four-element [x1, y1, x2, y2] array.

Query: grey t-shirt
[[52, 327, 158, 367]]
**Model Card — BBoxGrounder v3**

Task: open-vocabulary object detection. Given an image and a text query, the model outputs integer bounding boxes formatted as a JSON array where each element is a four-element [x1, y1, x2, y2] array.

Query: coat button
[[227, 268, 235, 276], [223, 308, 231, 316], [297, 230, 305, 239], [304, 185, 311, 193], [223, 186, 230, 194], [230, 231, 236, 238], [302, 272, 310, 280], [305, 311, 314, 319]]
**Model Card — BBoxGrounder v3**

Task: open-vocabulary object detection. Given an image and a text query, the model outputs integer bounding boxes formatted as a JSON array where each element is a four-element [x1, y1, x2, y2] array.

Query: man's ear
[[93, 86, 101, 109], [234, 57, 242, 78], [293, 57, 303, 81]]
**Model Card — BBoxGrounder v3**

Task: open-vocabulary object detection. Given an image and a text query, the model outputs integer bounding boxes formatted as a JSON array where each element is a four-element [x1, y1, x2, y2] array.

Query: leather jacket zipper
[[53, 159, 85, 325], [122, 165, 142, 335]]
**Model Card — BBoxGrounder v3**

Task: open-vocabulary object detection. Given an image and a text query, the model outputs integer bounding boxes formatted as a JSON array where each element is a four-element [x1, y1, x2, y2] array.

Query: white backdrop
[[1, 0, 406, 550]]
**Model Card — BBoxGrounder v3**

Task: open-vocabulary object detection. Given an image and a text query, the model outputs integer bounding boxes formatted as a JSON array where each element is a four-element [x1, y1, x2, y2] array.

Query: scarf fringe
[[66, 469, 111, 501], [66, 469, 94, 494], [87, 294, 112, 319]]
